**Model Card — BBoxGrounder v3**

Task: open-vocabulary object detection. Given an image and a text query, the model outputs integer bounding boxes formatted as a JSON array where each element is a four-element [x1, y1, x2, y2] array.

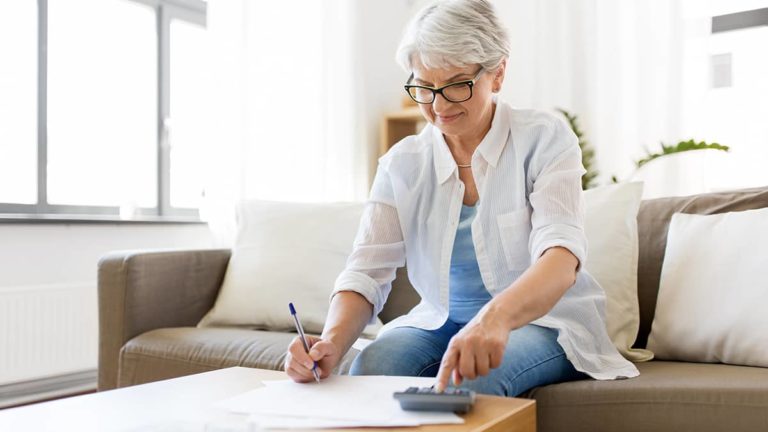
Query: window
[[678, 2, 768, 192], [48, 0, 158, 209], [169, 18, 208, 209], [706, 7, 768, 190], [0, 2, 38, 205], [0, 0, 207, 221]]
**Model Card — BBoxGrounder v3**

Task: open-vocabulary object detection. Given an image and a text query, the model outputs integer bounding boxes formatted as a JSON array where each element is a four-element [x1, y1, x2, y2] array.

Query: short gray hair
[[396, 0, 510, 72]]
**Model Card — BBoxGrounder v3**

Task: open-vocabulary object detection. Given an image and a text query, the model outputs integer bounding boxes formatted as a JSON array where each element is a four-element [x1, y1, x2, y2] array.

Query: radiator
[[0, 283, 97, 386]]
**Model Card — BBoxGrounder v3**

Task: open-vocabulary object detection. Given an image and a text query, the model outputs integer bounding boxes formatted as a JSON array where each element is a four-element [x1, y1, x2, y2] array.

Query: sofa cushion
[[526, 361, 768, 432], [647, 209, 768, 367], [582, 182, 649, 361], [118, 328, 359, 387], [635, 186, 768, 348], [198, 200, 382, 336]]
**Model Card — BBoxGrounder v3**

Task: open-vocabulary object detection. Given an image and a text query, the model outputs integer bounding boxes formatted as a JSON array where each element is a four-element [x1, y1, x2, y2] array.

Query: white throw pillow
[[583, 182, 653, 361], [647, 209, 768, 367], [199, 200, 382, 336]]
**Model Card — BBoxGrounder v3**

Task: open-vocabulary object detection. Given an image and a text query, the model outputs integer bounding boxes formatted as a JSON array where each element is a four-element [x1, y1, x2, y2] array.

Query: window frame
[[0, 0, 207, 222], [712, 8, 768, 33]]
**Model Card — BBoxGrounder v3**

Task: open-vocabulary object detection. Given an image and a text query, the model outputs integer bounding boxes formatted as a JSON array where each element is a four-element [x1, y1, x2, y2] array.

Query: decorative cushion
[[647, 208, 768, 367], [583, 182, 652, 361], [198, 200, 382, 336], [635, 186, 768, 348]]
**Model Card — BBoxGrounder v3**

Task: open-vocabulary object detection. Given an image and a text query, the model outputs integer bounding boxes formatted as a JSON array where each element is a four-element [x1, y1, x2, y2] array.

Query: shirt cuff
[[530, 224, 587, 271], [331, 271, 388, 324]]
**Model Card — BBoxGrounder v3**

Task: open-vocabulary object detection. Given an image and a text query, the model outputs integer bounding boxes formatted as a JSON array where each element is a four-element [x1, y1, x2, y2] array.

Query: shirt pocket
[[496, 208, 531, 271]]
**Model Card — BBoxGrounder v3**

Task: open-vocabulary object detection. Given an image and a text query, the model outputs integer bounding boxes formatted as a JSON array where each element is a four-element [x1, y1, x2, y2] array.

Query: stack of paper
[[215, 375, 464, 429]]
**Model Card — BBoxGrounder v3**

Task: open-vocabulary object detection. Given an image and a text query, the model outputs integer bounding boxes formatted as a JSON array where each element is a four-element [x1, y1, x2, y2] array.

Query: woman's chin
[[434, 117, 467, 134]]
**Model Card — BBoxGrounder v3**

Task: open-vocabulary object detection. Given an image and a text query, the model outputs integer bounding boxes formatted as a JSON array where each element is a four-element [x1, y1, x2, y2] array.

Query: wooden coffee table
[[0, 367, 535, 431]]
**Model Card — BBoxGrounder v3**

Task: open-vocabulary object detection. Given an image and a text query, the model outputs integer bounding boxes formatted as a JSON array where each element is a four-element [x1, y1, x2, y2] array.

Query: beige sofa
[[98, 187, 768, 432]]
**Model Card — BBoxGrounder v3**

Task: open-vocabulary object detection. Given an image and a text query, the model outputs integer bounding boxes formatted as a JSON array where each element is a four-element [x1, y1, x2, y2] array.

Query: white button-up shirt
[[333, 100, 639, 380]]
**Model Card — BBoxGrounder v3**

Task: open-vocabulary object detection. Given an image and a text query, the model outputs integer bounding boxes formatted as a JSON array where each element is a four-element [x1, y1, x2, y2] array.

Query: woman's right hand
[[285, 335, 341, 383]]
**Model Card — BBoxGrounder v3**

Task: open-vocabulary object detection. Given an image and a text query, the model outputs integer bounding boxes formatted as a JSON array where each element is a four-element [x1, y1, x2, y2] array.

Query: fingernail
[[305, 362, 314, 369]]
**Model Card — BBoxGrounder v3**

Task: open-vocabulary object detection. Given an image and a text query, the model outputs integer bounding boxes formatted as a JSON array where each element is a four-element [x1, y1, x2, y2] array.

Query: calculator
[[393, 386, 476, 413]]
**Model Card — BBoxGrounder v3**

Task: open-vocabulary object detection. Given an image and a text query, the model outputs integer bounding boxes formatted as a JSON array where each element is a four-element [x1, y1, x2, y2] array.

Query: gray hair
[[396, 0, 510, 73]]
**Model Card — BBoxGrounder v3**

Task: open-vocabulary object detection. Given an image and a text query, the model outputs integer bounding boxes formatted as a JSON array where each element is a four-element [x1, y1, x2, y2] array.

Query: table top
[[0, 367, 535, 432]]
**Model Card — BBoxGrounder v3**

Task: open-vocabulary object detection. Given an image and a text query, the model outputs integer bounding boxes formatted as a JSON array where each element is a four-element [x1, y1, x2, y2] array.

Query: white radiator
[[0, 283, 97, 386]]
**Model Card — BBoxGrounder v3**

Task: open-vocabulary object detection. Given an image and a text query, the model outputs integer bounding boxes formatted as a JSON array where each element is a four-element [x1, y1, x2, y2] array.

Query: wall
[[0, 223, 214, 383], [352, 0, 423, 184]]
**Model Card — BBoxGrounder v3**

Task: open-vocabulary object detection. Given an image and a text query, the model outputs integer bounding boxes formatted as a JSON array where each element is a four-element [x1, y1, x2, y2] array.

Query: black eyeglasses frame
[[403, 68, 485, 104]]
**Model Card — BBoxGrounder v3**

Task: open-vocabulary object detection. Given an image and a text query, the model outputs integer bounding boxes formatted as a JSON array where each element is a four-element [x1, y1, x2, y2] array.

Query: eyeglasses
[[404, 68, 485, 104]]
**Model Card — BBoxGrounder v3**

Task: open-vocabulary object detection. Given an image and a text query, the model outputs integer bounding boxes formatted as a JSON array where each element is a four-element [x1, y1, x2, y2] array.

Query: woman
[[285, 0, 638, 396]]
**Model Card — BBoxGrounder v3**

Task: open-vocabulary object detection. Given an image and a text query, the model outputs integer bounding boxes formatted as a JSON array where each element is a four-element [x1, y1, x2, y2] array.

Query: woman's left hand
[[435, 311, 510, 392]]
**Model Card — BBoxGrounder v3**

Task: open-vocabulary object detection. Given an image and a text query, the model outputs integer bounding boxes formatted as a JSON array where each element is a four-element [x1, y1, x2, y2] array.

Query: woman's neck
[[444, 102, 496, 158]]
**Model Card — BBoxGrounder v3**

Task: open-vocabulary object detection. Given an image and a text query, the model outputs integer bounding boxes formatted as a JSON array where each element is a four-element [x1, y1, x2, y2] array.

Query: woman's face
[[410, 60, 505, 141]]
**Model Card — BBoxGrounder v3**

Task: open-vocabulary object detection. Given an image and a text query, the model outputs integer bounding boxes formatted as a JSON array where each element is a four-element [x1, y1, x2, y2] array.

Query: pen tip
[[289, 303, 296, 314]]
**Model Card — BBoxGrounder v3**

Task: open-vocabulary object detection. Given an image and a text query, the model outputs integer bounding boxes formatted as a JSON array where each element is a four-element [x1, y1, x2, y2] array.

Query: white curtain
[[202, 0, 370, 203], [200, 0, 371, 245], [495, 0, 768, 194], [495, 0, 686, 184]]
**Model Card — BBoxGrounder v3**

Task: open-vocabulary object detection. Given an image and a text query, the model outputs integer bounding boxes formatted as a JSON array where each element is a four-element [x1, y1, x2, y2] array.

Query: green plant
[[556, 108, 598, 190], [635, 139, 729, 168]]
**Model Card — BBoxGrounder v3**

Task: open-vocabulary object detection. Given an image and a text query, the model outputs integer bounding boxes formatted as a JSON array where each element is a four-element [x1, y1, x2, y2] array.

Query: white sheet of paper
[[216, 375, 462, 428]]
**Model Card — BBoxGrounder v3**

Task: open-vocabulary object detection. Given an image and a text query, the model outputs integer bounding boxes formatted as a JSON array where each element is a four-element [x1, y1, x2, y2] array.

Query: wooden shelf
[[379, 106, 427, 156]]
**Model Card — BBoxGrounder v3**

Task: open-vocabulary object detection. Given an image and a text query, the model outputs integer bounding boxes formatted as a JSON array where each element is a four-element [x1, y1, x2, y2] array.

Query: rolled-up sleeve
[[332, 161, 406, 323], [527, 119, 588, 270]]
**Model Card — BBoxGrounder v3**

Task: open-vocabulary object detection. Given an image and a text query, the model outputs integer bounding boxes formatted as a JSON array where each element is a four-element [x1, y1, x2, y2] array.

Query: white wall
[[0, 224, 214, 287], [0, 223, 215, 383], [352, 0, 422, 184]]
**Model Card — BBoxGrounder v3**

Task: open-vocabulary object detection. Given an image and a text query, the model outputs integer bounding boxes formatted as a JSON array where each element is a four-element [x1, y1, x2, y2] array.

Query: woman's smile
[[436, 112, 463, 124]]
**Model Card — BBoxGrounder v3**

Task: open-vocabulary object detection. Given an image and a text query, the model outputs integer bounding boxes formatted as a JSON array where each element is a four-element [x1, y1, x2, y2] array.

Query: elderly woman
[[286, 0, 638, 396]]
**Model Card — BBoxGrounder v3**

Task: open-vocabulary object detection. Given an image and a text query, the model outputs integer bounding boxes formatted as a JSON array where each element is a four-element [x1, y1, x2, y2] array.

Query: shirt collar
[[432, 99, 510, 184]]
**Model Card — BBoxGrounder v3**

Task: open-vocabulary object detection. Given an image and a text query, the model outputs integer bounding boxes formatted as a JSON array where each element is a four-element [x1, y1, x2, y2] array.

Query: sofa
[[98, 187, 768, 432]]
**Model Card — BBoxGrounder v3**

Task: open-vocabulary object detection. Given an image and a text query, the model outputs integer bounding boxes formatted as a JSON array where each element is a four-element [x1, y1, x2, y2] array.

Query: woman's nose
[[431, 92, 453, 113]]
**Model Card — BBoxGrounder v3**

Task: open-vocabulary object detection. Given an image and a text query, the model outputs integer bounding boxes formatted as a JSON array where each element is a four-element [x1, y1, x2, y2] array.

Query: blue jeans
[[349, 320, 588, 396]]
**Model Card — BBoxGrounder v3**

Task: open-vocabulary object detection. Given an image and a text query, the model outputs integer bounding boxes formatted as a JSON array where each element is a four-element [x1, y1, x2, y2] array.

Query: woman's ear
[[492, 59, 507, 93]]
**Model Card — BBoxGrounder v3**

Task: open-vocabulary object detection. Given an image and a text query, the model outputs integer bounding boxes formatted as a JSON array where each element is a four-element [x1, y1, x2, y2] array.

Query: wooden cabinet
[[379, 106, 427, 156]]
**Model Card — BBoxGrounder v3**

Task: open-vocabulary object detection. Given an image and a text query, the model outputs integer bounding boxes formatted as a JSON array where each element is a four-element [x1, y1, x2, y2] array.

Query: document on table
[[215, 375, 464, 429]]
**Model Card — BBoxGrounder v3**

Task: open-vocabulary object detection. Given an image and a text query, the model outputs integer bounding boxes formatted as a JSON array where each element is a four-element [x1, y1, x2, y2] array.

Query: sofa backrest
[[379, 267, 421, 325], [379, 186, 768, 348]]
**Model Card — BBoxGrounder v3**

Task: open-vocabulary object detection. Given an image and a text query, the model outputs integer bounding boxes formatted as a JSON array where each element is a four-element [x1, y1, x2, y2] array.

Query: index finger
[[435, 347, 459, 393]]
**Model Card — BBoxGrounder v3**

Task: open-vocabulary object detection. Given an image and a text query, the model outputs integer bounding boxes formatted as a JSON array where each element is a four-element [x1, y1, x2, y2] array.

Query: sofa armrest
[[97, 248, 231, 390]]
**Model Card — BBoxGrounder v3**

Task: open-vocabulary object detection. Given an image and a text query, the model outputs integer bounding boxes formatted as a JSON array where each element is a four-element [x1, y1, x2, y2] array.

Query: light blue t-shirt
[[448, 204, 492, 324]]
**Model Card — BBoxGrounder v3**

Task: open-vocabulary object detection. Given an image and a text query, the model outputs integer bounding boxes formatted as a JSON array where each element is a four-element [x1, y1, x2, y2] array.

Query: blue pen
[[289, 302, 321, 383]]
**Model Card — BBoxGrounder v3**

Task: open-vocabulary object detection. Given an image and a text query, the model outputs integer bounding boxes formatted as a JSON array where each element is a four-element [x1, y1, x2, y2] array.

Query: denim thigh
[[349, 320, 459, 377], [460, 324, 588, 396]]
